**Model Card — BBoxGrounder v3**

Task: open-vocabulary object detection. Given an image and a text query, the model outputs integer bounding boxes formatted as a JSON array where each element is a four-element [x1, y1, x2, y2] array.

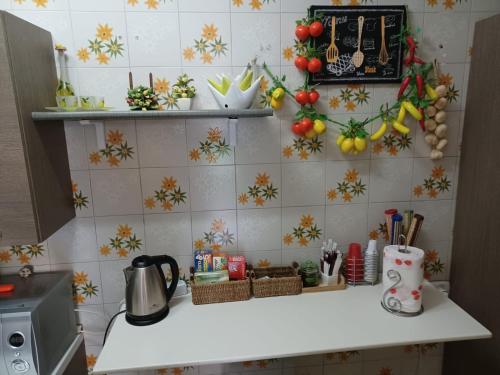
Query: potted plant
[[172, 74, 196, 110]]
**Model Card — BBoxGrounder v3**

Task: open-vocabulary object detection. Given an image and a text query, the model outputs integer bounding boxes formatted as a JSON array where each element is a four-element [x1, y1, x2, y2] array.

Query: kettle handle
[[151, 255, 179, 301]]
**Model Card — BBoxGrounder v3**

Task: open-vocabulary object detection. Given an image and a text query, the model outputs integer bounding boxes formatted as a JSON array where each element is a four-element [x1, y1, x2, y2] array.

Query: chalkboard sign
[[308, 5, 407, 84]]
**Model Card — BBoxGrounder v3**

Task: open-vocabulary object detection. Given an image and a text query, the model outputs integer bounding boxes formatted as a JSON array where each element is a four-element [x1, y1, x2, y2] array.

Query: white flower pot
[[176, 98, 192, 110]]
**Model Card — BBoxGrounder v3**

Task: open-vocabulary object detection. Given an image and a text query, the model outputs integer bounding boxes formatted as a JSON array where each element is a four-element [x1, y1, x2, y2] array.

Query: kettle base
[[125, 306, 169, 326]]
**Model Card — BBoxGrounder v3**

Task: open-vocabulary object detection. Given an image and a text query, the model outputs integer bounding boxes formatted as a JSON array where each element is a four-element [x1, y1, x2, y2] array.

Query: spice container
[[299, 260, 320, 287]]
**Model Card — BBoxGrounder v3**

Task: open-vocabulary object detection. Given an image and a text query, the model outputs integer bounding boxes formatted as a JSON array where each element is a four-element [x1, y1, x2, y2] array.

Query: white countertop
[[94, 283, 491, 374]]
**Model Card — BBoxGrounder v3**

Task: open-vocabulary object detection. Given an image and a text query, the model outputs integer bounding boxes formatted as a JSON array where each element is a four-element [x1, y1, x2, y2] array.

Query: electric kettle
[[124, 255, 179, 326]]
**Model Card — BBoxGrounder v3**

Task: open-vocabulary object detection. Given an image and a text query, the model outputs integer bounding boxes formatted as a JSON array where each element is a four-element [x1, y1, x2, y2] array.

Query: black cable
[[103, 310, 126, 346]]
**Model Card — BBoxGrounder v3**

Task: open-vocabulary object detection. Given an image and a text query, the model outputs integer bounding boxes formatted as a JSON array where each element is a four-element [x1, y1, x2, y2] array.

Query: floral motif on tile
[[99, 224, 143, 258], [232, 0, 276, 10], [324, 350, 360, 363], [437, 72, 460, 103], [413, 165, 451, 199], [257, 259, 271, 267], [372, 129, 412, 156], [404, 343, 439, 355], [77, 24, 124, 65], [86, 353, 97, 372], [283, 214, 322, 247], [241, 359, 279, 368], [282, 136, 323, 160], [72, 181, 89, 210], [327, 169, 366, 203], [183, 24, 228, 64], [238, 172, 278, 207], [282, 46, 293, 61], [427, 0, 467, 10], [424, 249, 445, 279], [329, 85, 371, 112], [0, 244, 45, 265], [189, 127, 231, 163], [193, 218, 235, 252], [127, 0, 172, 9], [368, 221, 389, 242], [88, 129, 134, 167], [144, 176, 188, 211], [14, 0, 47, 8], [72, 271, 99, 304], [154, 78, 170, 95]]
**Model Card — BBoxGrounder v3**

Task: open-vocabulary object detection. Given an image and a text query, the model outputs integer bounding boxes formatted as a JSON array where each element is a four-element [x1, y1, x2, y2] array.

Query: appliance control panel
[[1, 314, 37, 374]]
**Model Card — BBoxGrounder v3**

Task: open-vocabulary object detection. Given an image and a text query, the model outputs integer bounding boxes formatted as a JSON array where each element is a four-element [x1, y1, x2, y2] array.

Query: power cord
[[103, 310, 126, 346]]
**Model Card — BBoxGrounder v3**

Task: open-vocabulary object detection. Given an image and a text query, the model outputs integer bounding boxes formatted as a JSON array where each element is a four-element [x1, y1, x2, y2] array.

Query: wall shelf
[[31, 108, 274, 121]]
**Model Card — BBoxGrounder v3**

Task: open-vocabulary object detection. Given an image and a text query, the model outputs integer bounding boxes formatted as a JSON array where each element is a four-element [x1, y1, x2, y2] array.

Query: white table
[[94, 284, 491, 374]]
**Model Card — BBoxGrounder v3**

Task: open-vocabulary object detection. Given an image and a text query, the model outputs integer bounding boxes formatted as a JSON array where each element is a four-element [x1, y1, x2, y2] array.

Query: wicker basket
[[190, 277, 252, 305], [251, 266, 302, 298]]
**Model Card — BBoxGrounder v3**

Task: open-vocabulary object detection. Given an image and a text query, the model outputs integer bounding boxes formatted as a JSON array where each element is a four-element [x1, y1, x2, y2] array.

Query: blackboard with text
[[308, 5, 407, 84]]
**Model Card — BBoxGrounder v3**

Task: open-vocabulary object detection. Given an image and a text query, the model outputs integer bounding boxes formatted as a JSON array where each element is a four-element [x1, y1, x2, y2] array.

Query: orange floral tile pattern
[[193, 218, 235, 252], [324, 350, 360, 363], [72, 271, 98, 304], [238, 172, 278, 207], [14, 0, 48, 8], [232, 0, 276, 10], [282, 136, 323, 160], [144, 176, 188, 211], [72, 181, 89, 210], [88, 129, 134, 167], [327, 169, 366, 203], [283, 214, 322, 247], [372, 129, 412, 156], [329, 86, 370, 112], [190, 127, 231, 163], [413, 165, 451, 199], [77, 24, 124, 65], [99, 224, 143, 258], [183, 24, 228, 64], [0, 244, 45, 265]]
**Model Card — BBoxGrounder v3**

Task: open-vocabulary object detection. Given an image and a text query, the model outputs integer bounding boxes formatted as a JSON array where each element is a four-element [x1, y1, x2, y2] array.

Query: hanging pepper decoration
[[398, 76, 411, 99], [415, 74, 424, 99]]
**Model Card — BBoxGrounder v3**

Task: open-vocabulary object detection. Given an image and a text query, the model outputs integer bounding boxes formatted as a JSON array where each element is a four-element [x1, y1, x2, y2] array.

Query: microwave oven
[[0, 272, 77, 374]]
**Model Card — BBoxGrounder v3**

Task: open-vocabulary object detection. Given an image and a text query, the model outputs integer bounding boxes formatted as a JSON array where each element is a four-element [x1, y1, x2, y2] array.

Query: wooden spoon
[[352, 16, 365, 68]]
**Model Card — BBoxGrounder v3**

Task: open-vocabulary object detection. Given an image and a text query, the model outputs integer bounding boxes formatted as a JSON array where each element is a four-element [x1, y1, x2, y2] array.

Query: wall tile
[[71, 170, 95, 217], [326, 160, 370, 205], [231, 0, 280, 12], [77, 67, 131, 109], [369, 158, 413, 202], [0, 241, 50, 268], [0, 1, 10, 11], [52, 261, 103, 305], [189, 166, 236, 211], [144, 213, 192, 256], [241, 249, 282, 268], [69, 0, 124, 12], [48, 218, 98, 264], [140, 167, 190, 213], [324, 363, 363, 375], [75, 304, 106, 346], [186, 118, 235, 165], [191, 210, 237, 251], [235, 117, 281, 164], [178, 0, 229, 12], [411, 157, 456, 201], [95, 215, 146, 260], [126, 12, 181, 67], [282, 162, 325, 206], [230, 12, 281, 66], [136, 118, 187, 167], [237, 207, 281, 251], [325, 204, 368, 247], [99, 258, 129, 303], [282, 206, 325, 250], [410, 200, 454, 243], [65, 121, 89, 170], [125, 0, 178, 12], [90, 169, 143, 216], [236, 164, 281, 209]]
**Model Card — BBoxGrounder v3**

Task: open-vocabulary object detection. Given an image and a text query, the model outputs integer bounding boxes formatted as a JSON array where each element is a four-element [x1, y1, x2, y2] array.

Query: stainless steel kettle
[[124, 255, 179, 326]]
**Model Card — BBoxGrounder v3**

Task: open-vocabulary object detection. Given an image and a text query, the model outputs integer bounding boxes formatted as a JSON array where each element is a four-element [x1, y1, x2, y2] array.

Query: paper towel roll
[[382, 245, 425, 314]]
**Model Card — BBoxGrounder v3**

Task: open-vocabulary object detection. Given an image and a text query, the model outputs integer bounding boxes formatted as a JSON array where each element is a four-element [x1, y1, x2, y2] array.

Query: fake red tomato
[[308, 58, 322, 73], [291, 122, 303, 136], [294, 55, 309, 71], [295, 24, 310, 41], [295, 91, 309, 106], [308, 90, 320, 104], [309, 21, 324, 37], [299, 118, 313, 134]]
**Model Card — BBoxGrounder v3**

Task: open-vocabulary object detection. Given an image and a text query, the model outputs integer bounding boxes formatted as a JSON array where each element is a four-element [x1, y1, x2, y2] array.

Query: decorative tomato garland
[[263, 15, 449, 159]]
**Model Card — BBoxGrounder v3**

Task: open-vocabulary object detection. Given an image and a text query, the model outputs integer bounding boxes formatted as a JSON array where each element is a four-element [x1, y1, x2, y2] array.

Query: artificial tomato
[[299, 118, 313, 134], [308, 90, 320, 104], [291, 122, 303, 136], [295, 91, 310, 106], [295, 24, 310, 41], [294, 56, 309, 71], [307, 57, 322, 73], [309, 21, 324, 37]]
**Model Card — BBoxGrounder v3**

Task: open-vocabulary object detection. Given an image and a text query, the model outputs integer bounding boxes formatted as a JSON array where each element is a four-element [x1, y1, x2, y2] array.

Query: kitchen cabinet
[[0, 11, 74, 246]]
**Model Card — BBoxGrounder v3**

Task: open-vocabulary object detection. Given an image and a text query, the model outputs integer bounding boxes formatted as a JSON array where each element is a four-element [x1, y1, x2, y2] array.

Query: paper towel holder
[[381, 268, 424, 317], [397, 234, 411, 254]]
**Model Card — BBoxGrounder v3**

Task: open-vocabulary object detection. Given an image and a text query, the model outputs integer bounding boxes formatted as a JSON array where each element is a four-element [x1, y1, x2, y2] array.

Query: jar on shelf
[[300, 260, 320, 287]]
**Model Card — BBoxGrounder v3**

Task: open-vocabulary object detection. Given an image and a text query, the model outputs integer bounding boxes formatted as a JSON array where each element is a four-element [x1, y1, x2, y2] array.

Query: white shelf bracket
[[227, 117, 238, 147], [80, 120, 105, 150]]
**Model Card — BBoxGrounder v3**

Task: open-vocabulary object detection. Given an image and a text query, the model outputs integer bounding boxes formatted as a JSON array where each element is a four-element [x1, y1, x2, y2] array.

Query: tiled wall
[[1, 0, 498, 374]]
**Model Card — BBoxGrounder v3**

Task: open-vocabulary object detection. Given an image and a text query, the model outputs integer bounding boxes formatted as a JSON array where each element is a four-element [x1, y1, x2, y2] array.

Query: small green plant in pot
[[171, 74, 196, 110], [127, 86, 160, 111]]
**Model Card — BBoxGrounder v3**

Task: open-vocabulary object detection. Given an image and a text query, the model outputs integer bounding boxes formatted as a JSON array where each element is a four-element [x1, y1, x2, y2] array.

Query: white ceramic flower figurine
[[207, 67, 262, 109]]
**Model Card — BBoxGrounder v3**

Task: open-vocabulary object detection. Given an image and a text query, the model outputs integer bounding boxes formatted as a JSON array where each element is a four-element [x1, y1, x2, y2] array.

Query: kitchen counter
[[93, 283, 491, 374]]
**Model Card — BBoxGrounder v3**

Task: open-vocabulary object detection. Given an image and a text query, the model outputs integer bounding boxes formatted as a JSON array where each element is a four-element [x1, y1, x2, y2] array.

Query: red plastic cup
[[347, 243, 363, 259]]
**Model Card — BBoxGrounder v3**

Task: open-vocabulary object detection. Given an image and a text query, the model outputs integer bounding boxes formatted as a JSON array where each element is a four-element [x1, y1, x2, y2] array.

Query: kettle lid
[[132, 255, 154, 268]]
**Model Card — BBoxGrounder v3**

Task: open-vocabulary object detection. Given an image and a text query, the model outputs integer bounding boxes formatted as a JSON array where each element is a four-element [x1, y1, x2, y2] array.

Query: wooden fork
[[326, 16, 339, 63]]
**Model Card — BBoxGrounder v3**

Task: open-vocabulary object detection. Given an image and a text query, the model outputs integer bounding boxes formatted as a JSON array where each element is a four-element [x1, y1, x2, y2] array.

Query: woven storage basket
[[251, 266, 302, 298], [190, 277, 251, 305]]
